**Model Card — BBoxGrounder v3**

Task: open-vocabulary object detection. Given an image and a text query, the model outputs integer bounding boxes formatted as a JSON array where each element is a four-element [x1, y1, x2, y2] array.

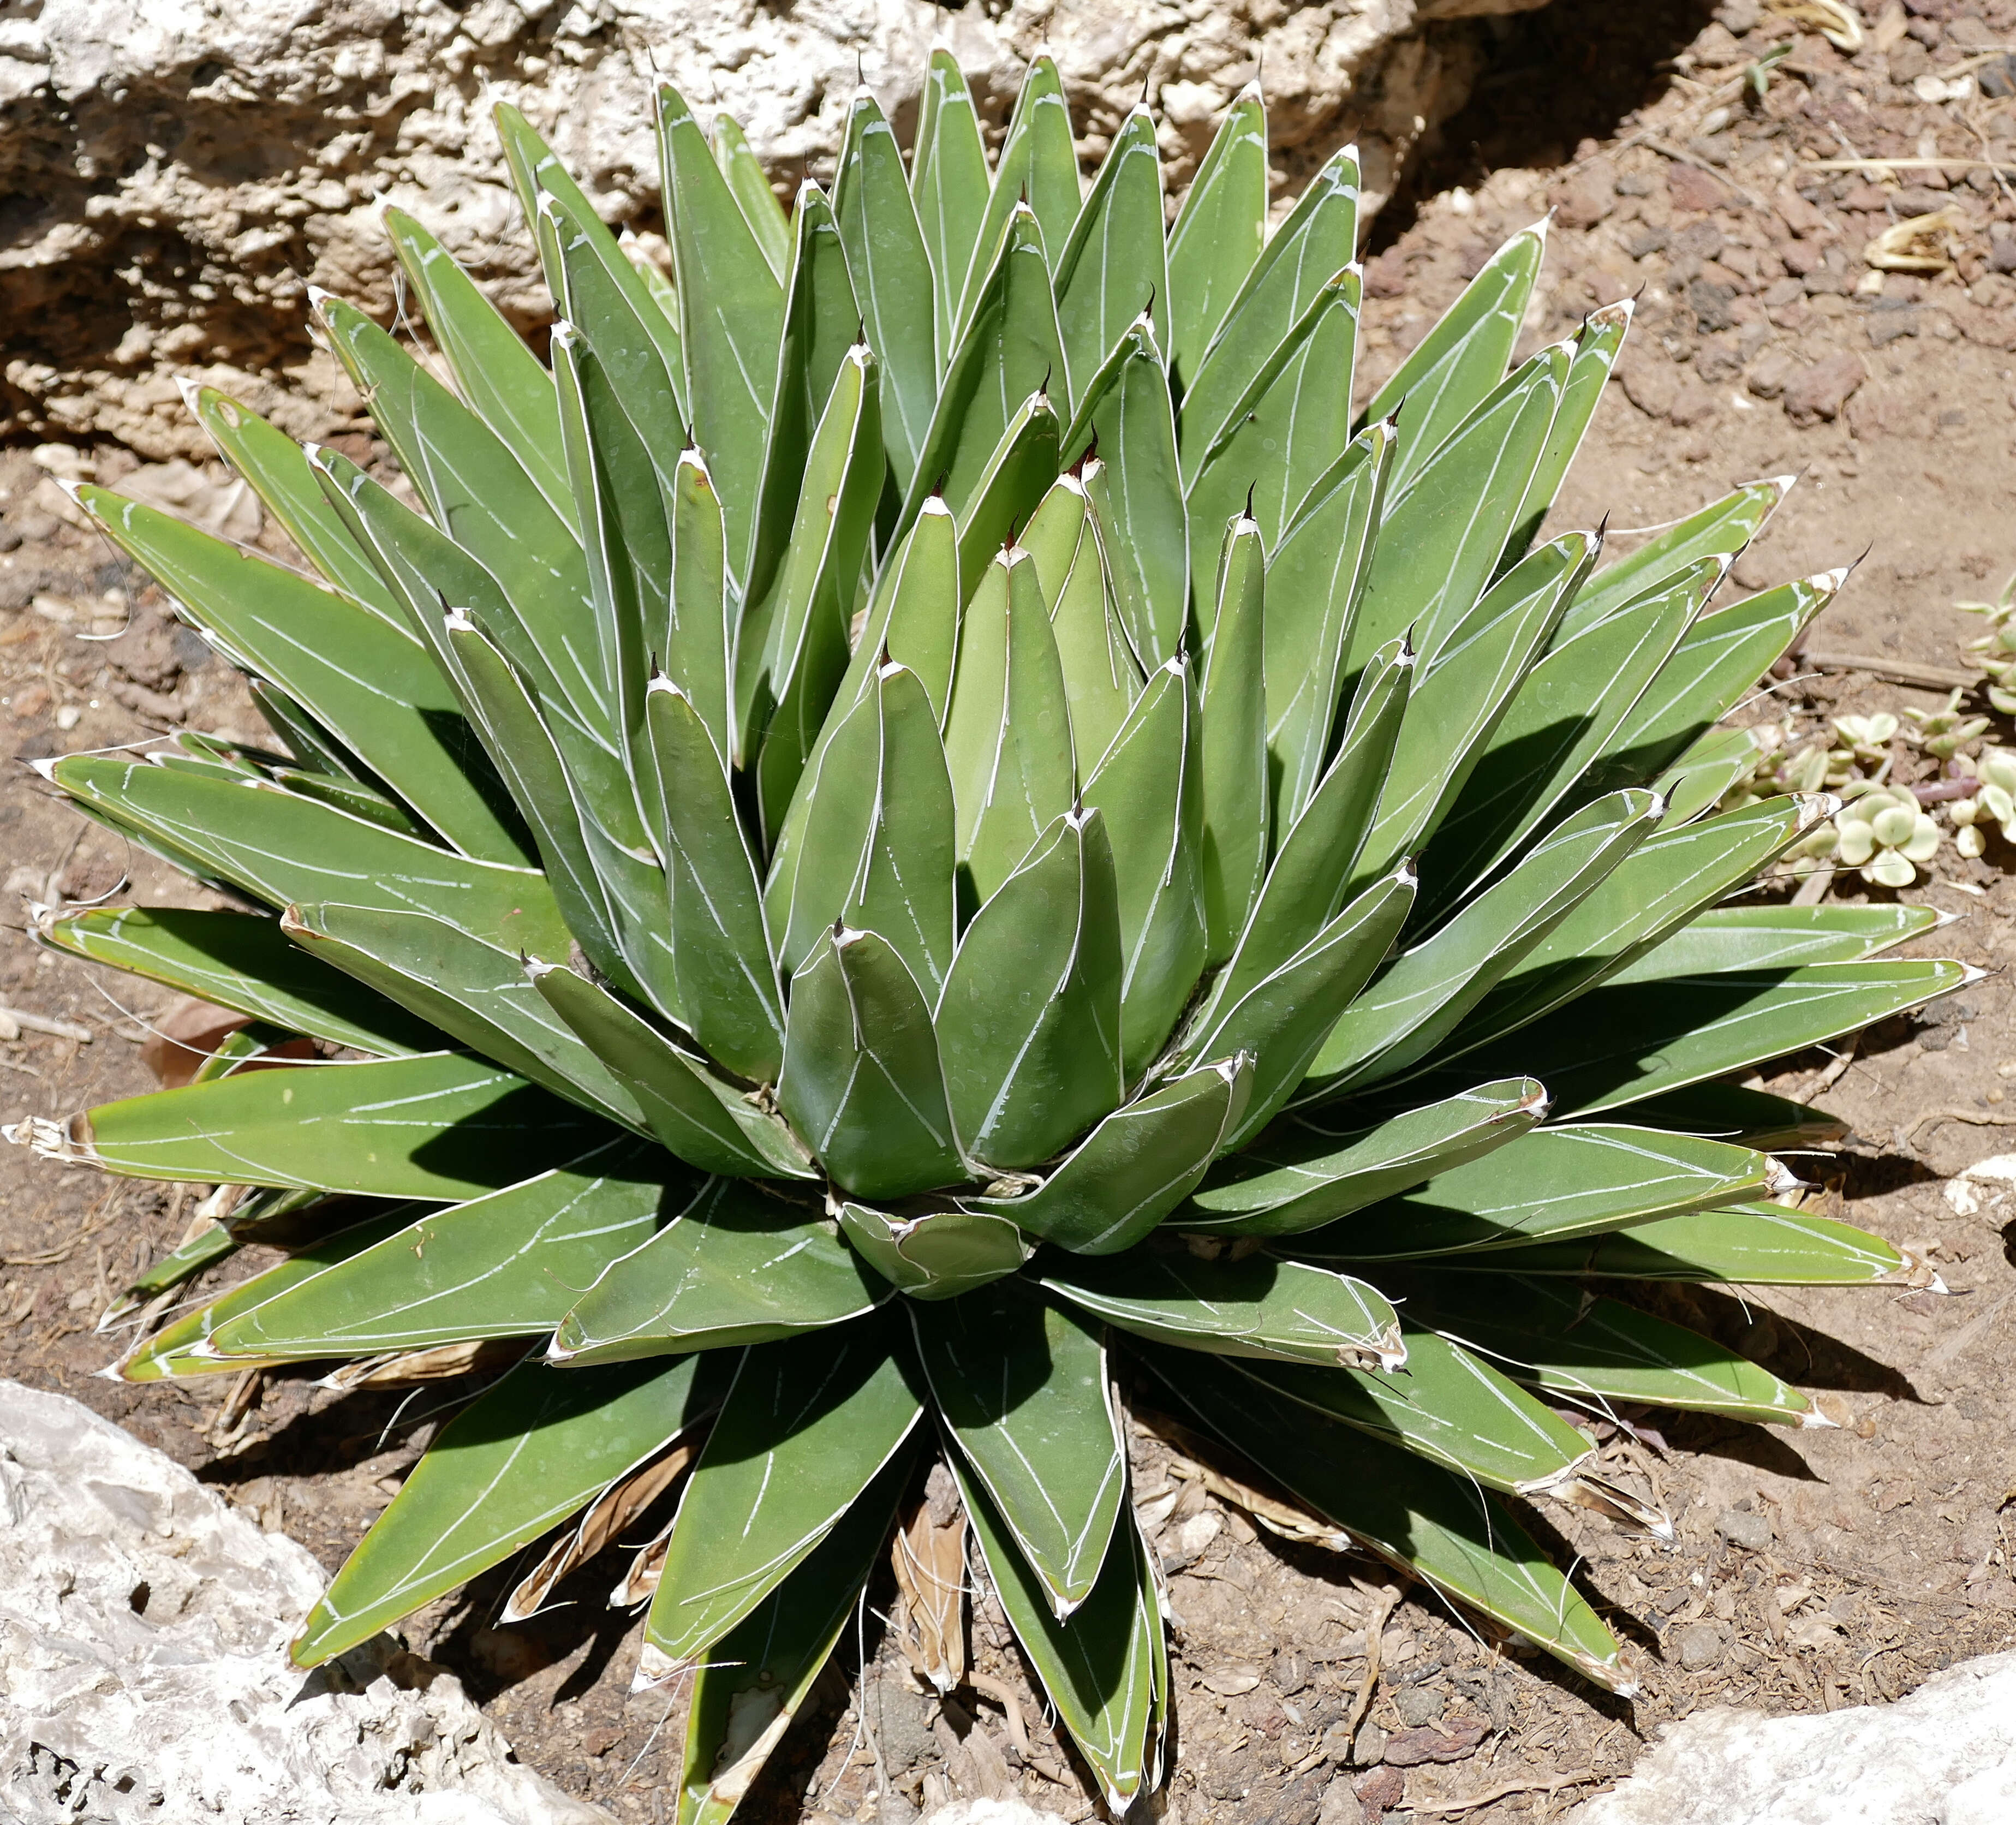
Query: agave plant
[[11, 55, 1966, 1817]]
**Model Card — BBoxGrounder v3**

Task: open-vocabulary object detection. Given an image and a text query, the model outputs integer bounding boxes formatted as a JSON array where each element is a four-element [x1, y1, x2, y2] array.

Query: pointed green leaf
[[1165, 84, 1267, 396], [913, 1281, 1125, 1617], [946, 389, 1065, 600], [1450, 795, 1827, 1056], [495, 100, 687, 420], [1079, 656, 1207, 1080], [312, 292, 606, 739], [1347, 532, 1595, 892], [1418, 557, 1711, 904], [1239, 1329, 1591, 1494], [1262, 426, 1394, 828], [1611, 902, 1942, 984], [282, 903, 644, 1129], [1185, 266, 1361, 606], [1345, 343, 1570, 683], [661, 449, 736, 762], [1047, 503, 1146, 782], [439, 610, 660, 1012], [208, 1145, 676, 1358], [119, 1208, 415, 1382], [965, 53, 1079, 313], [1654, 725, 1762, 824], [1459, 960, 1971, 1117], [944, 547, 1077, 906], [836, 1200, 1031, 1302], [1500, 297, 1631, 568], [908, 205, 1065, 533], [1199, 514, 1270, 962], [1180, 1078, 1546, 1237], [1608, 1081, 1850, 1153], [1179, 146, 1359, 476], [552, 1179, 886, 1363], [1054, 107, 1168, 406], [936, 808, 1125, 1170], [186, 386, 405, 628], [546, 188, 693, 499], [1138, 1345, 1630, 1691], [548, 324, 661, 794], [770, 661, 957, 999], [657, 82, 786, 582], [1016, 470, 1090, 607], [1311, 789, 1661, 1095], [712, 112, 791, 279], [1568, 571, 1841, 808], [1362, 222, 1547, 489], [834, 88, 938, 490], [676, 1447, 908, 1825], [1075, 335, 1189, 670], [75, 486, 527, 867], [305, 442, 601, 778], [912, 49, 991, 362], [741, 345, 885, 842], [386, 206, 572, 520], [949, 1454, 1163, 1814], [38, 905, 436, 1058], [1188, 866, 1415, 1149], [745, 182, 858, 624], [1291, 1124, 1785, 1261], [47, 753, 566, 957], [1048, 1251, 1400, 1369], [529, 963, 814, 1179], [777, 927, 964, 1201], [1466, 1201, 1918, 1284], [643, 680, 784, 1083], [1400, 1274, 1818, 1427], [62, 1052, 604, 1197], [641, 1320, 924, 1674], [294, 1353, 719, 1666], [1553, 474, 1792, 648], [969, 1058, 1251, 1254], [1223, 636, 1411, 1016]]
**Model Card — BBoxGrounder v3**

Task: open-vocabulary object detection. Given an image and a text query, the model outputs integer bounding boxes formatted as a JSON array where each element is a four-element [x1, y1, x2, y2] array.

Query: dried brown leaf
[[502, 1436, 698, 1623]]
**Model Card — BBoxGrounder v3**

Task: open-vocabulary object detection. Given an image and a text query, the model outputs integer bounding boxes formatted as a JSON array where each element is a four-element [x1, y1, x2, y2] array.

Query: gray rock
[[1393, 1685, 1446, 1727], [1671, 1621, 1726, 1671], [1568, 1652, 2016, 1825], [0, 0, 1546, 455], [0, 1379, 605, 1825], [1714, 1507, 1775, 1552]]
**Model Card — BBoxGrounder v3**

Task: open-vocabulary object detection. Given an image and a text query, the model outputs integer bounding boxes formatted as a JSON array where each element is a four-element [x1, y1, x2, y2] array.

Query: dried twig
[[0, 1007, 92, 1043], [1906, 1108, 2016, 1147], [1799, 650, 1978, 691], [1800, 156, 2016, 174], [1408, 1769, 1603, 1816], [1344, 1581, 1408, 1746], [1794, 1035, 1858, 1105]]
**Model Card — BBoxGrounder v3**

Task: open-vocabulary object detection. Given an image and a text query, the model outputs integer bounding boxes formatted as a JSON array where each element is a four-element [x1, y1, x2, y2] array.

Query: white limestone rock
[[0, 0, 1546, 455], [1569, 1651, 2016, 1825], [0, 1377, 606, 1825]]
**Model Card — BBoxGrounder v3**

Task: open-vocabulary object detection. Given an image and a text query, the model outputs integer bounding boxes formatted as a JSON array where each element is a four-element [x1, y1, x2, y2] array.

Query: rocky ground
[[5, 1, 2016, 1822]]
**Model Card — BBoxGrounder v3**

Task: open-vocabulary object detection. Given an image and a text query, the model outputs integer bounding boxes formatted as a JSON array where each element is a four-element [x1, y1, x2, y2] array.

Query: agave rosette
[[11, 56, 1964, 1816]]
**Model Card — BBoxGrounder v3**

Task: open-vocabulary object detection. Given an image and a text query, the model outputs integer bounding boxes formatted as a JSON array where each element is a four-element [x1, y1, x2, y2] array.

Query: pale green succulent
[[1961, 570, 2016, 715], [1952, 747, 2016, 858], [9, 56, 1969, 1818]]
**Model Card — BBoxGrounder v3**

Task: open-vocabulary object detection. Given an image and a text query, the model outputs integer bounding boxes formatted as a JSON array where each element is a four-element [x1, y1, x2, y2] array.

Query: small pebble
[[1393, 1686, 1446, 1727], [1672, 1621, 1726, 1671], [1716, 1508, 1775, 1552]]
